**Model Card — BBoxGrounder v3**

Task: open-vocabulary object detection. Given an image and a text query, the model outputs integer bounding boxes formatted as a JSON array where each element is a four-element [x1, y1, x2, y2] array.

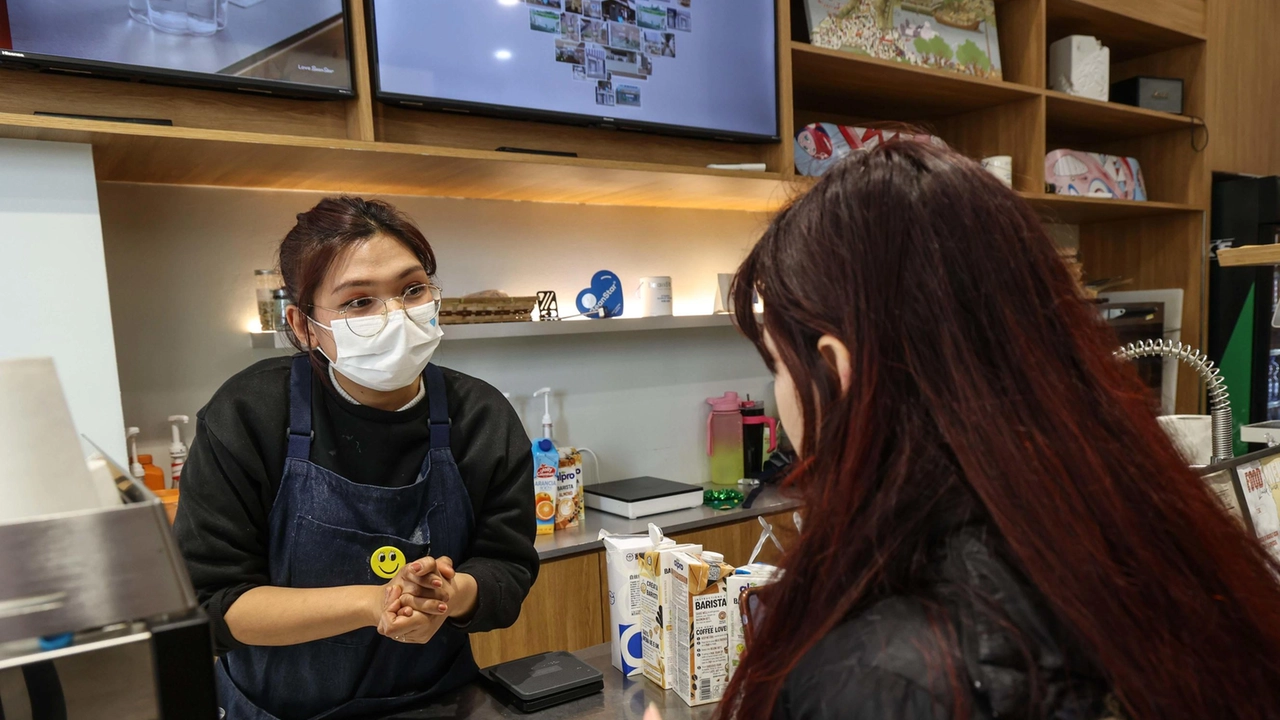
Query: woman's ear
[[285, 305, 311, 349], [817, 335, 852, 394]]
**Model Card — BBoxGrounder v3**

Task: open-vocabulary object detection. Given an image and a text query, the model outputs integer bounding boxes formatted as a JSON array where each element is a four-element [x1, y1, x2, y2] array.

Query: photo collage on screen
[[528, 0, 691, 109]]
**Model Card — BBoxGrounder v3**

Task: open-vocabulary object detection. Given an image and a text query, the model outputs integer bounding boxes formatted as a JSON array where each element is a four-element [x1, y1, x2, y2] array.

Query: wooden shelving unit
[[784, 0, 1209, 411], [0, 0, 1211, 407]]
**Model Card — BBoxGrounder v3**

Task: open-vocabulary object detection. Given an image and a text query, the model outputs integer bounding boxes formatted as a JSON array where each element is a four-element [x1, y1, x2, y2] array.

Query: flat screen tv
[[0, 0, 353, 100], [367, 0, 779, 142]]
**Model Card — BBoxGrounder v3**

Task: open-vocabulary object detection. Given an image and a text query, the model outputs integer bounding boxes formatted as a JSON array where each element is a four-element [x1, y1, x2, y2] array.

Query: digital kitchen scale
[[484, 651, 604, 713]]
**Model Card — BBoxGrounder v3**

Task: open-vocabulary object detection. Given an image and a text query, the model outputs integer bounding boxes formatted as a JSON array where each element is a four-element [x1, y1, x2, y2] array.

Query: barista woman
[[174, 197, 537, 720]]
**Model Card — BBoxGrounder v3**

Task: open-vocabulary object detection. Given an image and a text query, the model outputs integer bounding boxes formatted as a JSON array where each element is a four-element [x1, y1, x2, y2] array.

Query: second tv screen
[[370, 0, 779, 141]]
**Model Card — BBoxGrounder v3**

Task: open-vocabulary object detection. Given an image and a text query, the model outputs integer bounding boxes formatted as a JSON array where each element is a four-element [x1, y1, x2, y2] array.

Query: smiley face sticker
[[371, 546, 405, 579]]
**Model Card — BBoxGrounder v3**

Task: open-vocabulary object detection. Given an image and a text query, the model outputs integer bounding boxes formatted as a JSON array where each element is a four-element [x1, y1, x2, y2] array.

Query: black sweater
[[774, 523, 1109, 719], [173, 357, 538, 654]]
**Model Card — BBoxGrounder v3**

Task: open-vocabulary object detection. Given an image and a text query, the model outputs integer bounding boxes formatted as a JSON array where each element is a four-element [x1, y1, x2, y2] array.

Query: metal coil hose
[[1114, 339, 1234, 463]]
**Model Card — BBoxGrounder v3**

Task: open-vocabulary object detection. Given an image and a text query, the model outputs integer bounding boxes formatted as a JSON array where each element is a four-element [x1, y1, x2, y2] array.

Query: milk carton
[[727, 565, 778, 681], [671, 551, 735, 706], [639, 541, 703, 689], [555, 448, 585, 530], [602, 532, 657, 676]]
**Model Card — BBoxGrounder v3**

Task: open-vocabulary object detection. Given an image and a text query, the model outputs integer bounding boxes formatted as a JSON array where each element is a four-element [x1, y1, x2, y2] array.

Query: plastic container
[[706, 392, 744, 486], [270, 288, 291, 332], [255, 269, 282, 331], [137, 454, 165, 492]]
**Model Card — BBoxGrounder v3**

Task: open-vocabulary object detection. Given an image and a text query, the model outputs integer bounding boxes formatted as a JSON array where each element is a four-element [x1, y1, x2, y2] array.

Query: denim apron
[[215, 356, 479, 720]]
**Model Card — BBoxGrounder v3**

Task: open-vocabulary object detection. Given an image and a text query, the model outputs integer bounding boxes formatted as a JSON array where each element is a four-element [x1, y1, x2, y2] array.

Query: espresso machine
[[0, 454, 217, 720]]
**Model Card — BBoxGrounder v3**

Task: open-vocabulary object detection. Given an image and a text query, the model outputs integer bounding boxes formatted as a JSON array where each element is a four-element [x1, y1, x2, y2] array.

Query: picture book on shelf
[[803, 0, 1003, 80]]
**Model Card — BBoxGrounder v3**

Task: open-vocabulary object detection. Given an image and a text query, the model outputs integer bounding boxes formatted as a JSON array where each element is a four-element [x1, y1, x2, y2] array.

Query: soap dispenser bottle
[[168, 415, 189, 488], [127, 425, 165, 491], [531, 389, 559, 535], [127, 426, 145, 481]]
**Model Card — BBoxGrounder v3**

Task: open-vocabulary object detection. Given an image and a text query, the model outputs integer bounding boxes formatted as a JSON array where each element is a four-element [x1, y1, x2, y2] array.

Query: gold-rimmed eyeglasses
[[310, 283, 443, 338]]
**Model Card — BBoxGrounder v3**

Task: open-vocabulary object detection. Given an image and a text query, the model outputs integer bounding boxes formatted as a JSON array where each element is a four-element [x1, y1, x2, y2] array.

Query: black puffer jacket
[[773, 524, 1112, 719]]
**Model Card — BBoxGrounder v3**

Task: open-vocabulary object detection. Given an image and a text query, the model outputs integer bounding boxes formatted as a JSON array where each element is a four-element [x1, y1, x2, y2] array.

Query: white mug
[[714, 273, 734, 314], [981, 155, 1014, 188], [635, 276, 673, 317]]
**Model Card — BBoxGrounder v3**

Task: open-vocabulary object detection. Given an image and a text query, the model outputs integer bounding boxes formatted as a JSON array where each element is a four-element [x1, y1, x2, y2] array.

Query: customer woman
[[174, 197, 537, 720], [716, 143, 1280, 719]]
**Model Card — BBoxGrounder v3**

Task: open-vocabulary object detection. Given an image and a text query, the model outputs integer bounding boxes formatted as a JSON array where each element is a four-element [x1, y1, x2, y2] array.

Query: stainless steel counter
[[388, 643, 717, 720], [536, 484, 797, 561]]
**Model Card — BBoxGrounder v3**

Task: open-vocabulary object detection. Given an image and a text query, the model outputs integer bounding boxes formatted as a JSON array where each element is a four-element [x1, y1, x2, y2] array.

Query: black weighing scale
[[483, 651, 605, 713]]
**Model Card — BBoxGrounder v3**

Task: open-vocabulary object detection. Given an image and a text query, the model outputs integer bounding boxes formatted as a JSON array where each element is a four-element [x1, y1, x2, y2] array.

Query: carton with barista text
[[726, 565, 777, 681], [639, 542, 702, 689], [671, 551, 734, 707], [555, 448, 585, 530]]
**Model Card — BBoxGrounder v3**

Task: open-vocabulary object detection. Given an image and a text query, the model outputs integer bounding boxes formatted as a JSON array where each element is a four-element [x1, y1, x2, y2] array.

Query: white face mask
[[311, 304, 444, 392]]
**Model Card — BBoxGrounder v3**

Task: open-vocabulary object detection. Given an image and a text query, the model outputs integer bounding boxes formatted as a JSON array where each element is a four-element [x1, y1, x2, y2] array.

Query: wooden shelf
[[785, 183, 1199, 224], [249, 315, 736, 349], [1217, 245, 1280, 268], [1045, 91, 1203, 143], [1046, 0, 1206, 62], [443, 314, 735, 341], [790, 42, 1039, 120], [1021, 193, 1201, 223], [249, 331, 294, 350], [0, 112, 795, 212]]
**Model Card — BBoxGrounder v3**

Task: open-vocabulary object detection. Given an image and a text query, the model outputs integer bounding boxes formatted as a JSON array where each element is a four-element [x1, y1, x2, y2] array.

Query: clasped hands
[[373, 556, 477, 644]]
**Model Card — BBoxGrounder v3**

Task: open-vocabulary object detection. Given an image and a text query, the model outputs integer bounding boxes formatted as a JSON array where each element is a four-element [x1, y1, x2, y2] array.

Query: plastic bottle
[[126, 426, 145, 481], [127, 426, 166, 492], [137, 454, 165, 493], [706, 392, 744, 485], [255, 269, 282, 330], [168, 415, 189, 488]]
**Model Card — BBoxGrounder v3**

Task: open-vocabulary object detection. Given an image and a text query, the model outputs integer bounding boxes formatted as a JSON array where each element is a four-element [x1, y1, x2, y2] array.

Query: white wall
[[99, 184, 775, 485], [0, 139, 127, 463]]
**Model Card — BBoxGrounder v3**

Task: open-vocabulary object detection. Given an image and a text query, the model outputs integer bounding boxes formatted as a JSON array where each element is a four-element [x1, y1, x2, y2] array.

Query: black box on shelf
[[1111, 77, 1184, 115]]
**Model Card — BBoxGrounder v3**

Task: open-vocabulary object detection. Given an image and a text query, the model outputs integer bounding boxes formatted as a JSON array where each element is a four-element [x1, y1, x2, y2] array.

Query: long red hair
[[721, 142, 1280, 719]]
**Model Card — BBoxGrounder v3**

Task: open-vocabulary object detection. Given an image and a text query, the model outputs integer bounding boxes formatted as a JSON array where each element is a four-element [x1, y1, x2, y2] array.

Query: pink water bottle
[[707, 392, 745, 486]]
